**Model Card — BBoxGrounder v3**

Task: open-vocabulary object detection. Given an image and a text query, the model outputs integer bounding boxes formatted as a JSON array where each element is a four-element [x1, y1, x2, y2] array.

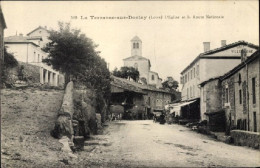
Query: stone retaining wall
[[230, 130, 260, 149]]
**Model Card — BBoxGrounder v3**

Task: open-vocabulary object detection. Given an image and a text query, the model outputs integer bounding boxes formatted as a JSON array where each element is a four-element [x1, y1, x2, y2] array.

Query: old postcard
[[1, 1, 259, 167]]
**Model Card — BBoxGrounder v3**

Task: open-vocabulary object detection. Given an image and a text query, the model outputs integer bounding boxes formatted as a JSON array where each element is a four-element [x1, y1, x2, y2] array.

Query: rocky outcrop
[[51, 81, 74, 139], [73, 89, 98, 138]]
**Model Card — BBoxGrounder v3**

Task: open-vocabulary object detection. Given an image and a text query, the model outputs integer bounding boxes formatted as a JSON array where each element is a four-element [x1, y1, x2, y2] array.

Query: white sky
[[2, 1, 259, 84]]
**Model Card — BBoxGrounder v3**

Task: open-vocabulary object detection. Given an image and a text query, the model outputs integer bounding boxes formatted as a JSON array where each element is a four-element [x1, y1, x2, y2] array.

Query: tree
[[43, 22, 111, 120], [43, 22, 100, 85], [112, 66, 140, 82], [162, 76, 179, 91], [162, 77, 180, 101], [0, 47, 18, 87]]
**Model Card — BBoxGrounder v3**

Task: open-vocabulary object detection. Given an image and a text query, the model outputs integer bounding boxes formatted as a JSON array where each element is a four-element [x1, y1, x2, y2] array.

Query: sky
[[2, 1, 259, 86]]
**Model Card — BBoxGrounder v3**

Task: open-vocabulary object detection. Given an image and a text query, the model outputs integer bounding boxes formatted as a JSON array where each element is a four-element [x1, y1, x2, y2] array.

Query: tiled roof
[[181, 41, 259, 74], [111, 75, 171, 94], [199, 76, 221, 87], [4, 35, 39, 47], [27, 36, 43, 40], [27, 26, 49, 36], [111, 76, 146, 94]]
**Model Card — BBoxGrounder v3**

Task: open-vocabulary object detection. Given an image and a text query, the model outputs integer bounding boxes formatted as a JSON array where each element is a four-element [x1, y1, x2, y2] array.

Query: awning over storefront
[[165, 100, 197, 116]]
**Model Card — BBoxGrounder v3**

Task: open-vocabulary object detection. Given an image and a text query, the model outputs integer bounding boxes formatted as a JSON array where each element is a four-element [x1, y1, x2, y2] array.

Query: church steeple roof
[[131, 36, 142, 42]]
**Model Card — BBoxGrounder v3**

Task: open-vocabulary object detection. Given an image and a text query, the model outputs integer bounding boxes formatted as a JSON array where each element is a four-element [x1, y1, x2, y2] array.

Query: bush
[[0, 48, 18, 88]]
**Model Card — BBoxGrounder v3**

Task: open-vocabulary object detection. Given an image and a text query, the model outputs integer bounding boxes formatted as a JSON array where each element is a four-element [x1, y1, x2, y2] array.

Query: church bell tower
[[131, 36, 142, 56]]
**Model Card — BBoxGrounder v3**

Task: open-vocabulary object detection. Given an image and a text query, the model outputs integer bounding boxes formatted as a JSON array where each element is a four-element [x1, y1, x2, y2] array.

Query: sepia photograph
[[0, 1, 259, 167]]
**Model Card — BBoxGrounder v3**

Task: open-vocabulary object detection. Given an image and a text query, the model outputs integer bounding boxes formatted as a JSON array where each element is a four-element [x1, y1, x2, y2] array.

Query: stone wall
[[230, 130, 260, 149]]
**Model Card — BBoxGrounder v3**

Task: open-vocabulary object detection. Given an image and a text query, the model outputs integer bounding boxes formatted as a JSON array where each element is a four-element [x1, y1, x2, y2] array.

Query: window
[[253, 112, 257, 132], [225, 88, 229, 103], [187, 88, 189, 99], [151, 75, 154, 80], [136, 43, 139, 49], [193, 67, 195, 78], [239, 89, 242, 104], [133, 43, 136, 49], [191, 70, 193, 79], [185, 74, 187, 83], [188, 72, 189, 81], [38, 54, 40, 62], [238, 73, 241, 85], [252, 78, 256, 104], [190, 86, 192, 97]]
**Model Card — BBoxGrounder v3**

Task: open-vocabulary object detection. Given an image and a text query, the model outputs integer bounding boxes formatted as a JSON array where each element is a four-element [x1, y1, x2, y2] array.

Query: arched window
[[133, 43, 136, 49], [136, 43, 139, 49], [152, 75, 154, 80]]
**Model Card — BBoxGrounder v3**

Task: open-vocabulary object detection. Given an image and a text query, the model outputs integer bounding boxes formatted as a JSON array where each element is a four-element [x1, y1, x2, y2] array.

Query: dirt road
[[81, 120, 260, 167]]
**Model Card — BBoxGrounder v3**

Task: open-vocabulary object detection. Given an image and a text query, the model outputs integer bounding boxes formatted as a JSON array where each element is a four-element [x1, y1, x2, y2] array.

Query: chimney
[[203, 42, 210, 52], [19, 33, 23, 37], [221, 40, 226, 47]]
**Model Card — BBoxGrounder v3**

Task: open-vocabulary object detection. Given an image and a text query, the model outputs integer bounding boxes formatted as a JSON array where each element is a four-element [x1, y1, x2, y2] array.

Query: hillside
[[1, 88, 72, 167]]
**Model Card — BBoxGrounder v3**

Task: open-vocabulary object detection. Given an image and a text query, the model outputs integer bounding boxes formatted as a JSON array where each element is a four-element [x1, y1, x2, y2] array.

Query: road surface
[[79, 120, 260, 167]]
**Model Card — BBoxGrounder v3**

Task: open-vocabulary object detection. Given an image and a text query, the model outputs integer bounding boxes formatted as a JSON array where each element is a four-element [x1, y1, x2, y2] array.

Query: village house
[[199, 77, 225, 131], [110, 75, 171, 120], [199, 50, 259, 133], [123, 36, 162, 88], [4, 27, 64, 86], [179, 40, 258, 121], [0, 3, 6, 61], [27, 26, 51, 48], [180, 40, 258, 101], [221, 50, 259, 133]]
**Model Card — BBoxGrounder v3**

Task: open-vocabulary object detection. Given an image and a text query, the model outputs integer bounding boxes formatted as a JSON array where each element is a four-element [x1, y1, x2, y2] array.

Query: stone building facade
[[123, 36, 162, 88], [200, 78, 222, 121], [221, 50, 259, 132], [180, 41, 258, 101], [111, 76, 171, 119]]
